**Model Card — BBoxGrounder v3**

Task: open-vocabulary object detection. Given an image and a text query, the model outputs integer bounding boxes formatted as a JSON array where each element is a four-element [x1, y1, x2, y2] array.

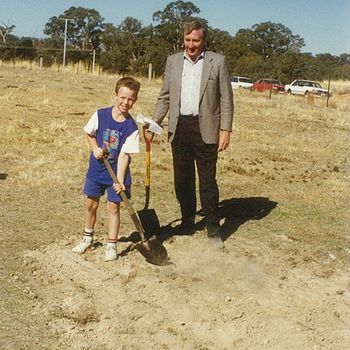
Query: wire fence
[[0, 45, 97, 71]]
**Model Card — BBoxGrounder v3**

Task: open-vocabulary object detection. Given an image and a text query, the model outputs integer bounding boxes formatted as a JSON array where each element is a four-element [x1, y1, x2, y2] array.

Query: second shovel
[[138, 126, 161, 239]]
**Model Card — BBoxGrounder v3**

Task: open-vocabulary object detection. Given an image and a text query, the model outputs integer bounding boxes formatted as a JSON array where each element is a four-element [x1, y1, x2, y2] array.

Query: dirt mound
[[22, 233, 350, 350]]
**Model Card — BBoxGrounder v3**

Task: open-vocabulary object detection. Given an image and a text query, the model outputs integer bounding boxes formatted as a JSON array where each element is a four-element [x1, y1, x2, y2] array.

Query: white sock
[[83, 228, 94, 241]]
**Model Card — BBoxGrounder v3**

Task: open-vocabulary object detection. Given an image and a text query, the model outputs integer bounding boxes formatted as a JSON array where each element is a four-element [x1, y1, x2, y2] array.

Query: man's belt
[[179, 114, 199, 120]]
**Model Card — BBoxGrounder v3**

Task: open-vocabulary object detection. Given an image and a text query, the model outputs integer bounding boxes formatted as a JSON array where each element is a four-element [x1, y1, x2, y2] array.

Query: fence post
[[148, 63, 152, 82], [92, 50, 96, 75], [326, 78, 331, 107], [268, 83, 272, 100]]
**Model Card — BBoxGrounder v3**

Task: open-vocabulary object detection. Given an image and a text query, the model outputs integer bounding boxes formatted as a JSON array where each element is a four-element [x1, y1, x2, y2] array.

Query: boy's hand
[[93, 147, 103, 159], [113, 183, 125, 194]]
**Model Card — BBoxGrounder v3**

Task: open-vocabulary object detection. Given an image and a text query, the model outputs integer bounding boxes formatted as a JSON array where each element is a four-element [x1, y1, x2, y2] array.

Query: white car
[[285, 80, 331, 97], [231, 76, 253, 89]]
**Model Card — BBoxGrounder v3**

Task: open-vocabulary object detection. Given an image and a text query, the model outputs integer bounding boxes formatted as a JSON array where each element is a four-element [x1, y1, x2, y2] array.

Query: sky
[[0, 0, 349, 56]]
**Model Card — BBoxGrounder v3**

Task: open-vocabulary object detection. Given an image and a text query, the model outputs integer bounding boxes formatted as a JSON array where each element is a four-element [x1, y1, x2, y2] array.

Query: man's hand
[[218, 130, 231, 152]]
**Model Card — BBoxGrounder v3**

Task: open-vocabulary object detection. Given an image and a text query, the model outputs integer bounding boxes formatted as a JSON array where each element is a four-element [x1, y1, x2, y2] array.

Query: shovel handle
[[143, 126, 153, 187], [143, 125, 154, 152], [102, 157, 145, 240]]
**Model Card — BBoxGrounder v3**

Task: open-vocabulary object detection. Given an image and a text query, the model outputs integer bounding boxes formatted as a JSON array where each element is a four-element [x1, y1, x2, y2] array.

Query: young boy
[[72, 77, 140, 262]]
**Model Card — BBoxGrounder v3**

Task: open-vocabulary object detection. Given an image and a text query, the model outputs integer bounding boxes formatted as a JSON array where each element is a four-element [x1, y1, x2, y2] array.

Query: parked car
[[284, 80, 331, 97], [252, 79, 285, 93], [231, 76, 253, 89]]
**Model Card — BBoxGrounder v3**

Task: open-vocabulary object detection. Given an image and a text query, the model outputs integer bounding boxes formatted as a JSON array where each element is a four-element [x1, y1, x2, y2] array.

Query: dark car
[[252, 79, 285, 93]]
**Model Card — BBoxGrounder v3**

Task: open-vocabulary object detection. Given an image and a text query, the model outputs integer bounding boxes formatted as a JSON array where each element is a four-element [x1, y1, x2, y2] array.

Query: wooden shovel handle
[[142, 125, 154, 152], [142, 126, 153, 187], [102, 157, 145, 240]]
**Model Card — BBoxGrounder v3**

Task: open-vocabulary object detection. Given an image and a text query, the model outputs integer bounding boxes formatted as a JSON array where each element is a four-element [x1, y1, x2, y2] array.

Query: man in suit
[[153, 21, 234, 241]]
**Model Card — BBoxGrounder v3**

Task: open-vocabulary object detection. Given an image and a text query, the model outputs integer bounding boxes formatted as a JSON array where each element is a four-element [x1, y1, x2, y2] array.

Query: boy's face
[[113, 86, 138, 114]]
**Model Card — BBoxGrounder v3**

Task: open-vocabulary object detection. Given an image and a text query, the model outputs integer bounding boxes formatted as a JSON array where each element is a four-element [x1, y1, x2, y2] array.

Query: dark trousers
[[171, 116, 219, 225]]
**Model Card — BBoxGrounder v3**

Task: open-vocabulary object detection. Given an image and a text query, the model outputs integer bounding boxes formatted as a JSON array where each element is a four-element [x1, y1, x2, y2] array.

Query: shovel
[[137, 126, 161, 239], [102, 156, 168, 266]]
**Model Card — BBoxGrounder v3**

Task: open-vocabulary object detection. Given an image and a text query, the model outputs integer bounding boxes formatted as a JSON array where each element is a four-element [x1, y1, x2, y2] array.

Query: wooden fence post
[[326, 78, 331, 107], [148, 63, 152, 82]]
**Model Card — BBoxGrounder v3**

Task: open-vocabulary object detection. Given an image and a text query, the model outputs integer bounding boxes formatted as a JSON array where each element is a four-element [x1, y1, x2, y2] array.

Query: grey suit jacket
[[153, 51, 234, 144]]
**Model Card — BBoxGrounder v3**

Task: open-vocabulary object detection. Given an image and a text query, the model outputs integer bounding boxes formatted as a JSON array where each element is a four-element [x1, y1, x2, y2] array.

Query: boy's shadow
[[158, 196, 278, 241]]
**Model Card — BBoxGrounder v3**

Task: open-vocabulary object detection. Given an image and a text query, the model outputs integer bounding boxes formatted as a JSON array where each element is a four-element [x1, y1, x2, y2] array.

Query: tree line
[[1, 1, 349, 82]]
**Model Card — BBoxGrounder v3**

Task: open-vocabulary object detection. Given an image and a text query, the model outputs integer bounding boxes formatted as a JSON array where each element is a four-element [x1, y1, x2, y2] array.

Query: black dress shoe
[[173, 219, 195, 235], [206, 222, 221, 238]]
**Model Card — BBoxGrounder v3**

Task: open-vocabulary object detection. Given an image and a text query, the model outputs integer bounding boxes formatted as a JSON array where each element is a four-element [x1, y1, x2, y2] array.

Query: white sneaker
[[72, 236, 93, 254], [105, 243, 117, 262]]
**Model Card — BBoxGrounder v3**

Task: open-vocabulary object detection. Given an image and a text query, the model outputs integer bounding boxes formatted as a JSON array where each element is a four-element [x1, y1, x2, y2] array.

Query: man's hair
[[115, 76, 140, 95], [183, 21, 207, 41]]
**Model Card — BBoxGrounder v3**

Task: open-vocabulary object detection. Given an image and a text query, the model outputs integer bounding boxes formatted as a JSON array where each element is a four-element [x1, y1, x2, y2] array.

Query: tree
[[17, 37, 37, 62], [252, 22, 304, 56], [232, 54, 265, 81], [206, 28, 233, 54], [100, 17, 147, 75], [44, 7, 105, 51], [275, 52, 309, 82], [233, 22, 304, 58], [152, 1, 203, 51], [0, 21, 15, 43]]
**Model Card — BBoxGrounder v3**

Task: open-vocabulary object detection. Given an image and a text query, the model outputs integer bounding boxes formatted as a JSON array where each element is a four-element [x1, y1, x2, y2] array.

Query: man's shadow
[[158, 197, 278, 241], [217, 197, 277, 241]]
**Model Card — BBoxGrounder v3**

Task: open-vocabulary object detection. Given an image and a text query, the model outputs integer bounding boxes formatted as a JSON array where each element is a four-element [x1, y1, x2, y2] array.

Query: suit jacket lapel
[[174, 54, 184, 106], [199, 52, 213, 103]]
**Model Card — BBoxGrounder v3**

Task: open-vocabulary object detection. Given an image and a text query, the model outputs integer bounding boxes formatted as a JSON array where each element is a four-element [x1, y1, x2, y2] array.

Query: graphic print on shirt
[[102, 128, 121, 159]]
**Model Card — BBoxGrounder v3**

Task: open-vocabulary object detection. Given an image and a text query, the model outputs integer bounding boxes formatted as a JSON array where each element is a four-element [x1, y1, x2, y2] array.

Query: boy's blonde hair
[[115, 77, 140, 95]]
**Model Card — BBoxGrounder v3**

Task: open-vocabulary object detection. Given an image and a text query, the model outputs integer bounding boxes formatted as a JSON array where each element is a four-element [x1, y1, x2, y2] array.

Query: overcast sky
[[1, 0, 349, 55]]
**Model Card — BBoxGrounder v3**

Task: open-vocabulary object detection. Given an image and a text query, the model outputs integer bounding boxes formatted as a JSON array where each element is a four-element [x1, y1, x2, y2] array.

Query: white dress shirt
[[180, 51, 204, 116]]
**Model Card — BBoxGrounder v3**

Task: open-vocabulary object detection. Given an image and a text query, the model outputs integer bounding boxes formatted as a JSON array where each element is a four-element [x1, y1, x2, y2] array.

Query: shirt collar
[[183, 49, 205, 63]]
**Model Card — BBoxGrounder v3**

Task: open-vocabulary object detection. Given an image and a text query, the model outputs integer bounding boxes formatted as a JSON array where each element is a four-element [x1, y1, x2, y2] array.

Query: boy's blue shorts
[[83, 178, 131, 203]]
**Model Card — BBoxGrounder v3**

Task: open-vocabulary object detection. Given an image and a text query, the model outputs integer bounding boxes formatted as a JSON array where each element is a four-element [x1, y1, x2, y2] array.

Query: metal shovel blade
[[137, 186, 161, 239], [135, 236, 169, 266], [138, 208, 161, 238]]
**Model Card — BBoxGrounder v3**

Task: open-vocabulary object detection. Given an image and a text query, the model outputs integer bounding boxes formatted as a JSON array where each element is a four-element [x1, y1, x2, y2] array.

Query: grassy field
[[1, 63, 349, 349]]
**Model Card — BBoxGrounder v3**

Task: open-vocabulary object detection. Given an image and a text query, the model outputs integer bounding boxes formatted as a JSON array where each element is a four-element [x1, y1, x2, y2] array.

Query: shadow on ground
[[155, 196, 278, 241], [117, 197, 277, 258], [217, 197, 278, 241]]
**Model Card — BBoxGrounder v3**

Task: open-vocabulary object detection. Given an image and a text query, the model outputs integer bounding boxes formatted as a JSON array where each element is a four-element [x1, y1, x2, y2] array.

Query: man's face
[[184, 29, 205, 61]]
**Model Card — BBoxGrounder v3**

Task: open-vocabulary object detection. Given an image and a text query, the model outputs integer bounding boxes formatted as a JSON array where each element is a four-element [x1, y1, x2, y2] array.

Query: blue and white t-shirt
[[84, 106, 139, 185]]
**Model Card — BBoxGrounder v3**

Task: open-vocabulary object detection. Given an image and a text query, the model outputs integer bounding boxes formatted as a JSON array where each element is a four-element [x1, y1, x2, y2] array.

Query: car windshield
[[272, 80, 282, 85]]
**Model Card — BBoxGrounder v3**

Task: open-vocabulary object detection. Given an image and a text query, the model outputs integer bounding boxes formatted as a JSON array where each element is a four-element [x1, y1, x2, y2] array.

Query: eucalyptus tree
[[233, 22, 304, 58], [0, 21, 15, 43], [152, 0, 204, 52], [44, 6, 105, 51], [100, 17, 148, 75]]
